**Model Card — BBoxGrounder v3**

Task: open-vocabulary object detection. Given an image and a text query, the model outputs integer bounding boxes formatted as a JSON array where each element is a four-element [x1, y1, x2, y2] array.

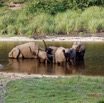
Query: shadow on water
[[0, 41, 104, 76]]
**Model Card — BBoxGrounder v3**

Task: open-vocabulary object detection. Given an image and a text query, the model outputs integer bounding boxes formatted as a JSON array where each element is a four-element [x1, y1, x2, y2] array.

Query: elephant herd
[[8, 40, 86, 65]]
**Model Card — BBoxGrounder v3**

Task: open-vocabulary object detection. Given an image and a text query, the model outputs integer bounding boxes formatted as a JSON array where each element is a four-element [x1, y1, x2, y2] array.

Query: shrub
[[25, 0, 104, 15], [80, 6, 104, 33], [54, 10, 80, 34], [28, 13, 54, 35]]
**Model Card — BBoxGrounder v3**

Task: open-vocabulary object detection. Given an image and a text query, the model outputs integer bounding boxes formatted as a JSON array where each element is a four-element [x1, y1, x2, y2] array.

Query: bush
[[25, 0, 104, 15], [54, 10, 80, 34], [28, 13, 54, 35], [80, 6, 104, 33]]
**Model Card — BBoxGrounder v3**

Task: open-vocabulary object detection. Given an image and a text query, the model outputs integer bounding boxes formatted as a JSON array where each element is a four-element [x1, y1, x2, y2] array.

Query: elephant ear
[[72, 41, 81, 50], [78, 43, 85, 52]]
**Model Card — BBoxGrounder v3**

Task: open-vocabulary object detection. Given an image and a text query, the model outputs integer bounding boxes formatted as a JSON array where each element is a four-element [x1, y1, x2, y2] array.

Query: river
[[0, 41, 104, 76]]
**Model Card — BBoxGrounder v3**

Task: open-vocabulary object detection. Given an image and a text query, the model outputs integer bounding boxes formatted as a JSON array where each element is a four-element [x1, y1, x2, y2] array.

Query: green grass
[[6, 75, 104, 103]]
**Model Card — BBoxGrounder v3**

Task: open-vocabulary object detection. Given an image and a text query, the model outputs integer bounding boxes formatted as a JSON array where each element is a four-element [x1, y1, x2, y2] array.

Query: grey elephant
[[36, 47, 54, 64], [36, 48, 48, 63], [72, 41, 86, 60], [62, 41, 86, 65], [8, 42, 41, 59], [42, 40, 57, 63], [63, 48, 76, 65], [54, 47, 66, 64]]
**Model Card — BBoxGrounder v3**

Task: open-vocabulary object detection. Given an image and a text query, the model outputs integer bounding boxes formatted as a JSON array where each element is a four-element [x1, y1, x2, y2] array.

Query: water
[[0, 41, 104, 76]]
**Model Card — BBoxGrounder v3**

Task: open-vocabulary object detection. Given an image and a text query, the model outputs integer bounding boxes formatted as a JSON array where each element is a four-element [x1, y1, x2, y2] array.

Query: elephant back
[[8, 42, 39, 58], [55, 47, 66, 63]]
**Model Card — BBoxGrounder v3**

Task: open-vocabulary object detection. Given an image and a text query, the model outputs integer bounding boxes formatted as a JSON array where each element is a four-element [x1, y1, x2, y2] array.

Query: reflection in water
[[1, 59, 85, 76]]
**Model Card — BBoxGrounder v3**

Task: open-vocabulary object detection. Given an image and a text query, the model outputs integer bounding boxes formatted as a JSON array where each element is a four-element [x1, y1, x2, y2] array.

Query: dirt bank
[[0, 72, 65, 81]]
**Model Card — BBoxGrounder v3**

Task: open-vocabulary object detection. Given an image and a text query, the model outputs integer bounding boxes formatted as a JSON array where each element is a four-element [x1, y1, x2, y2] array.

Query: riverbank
[[0, 72, 62, 81], [0, 36, 104, 42]]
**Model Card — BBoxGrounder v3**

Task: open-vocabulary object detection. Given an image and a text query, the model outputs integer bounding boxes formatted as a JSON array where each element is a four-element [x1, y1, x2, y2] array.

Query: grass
[[6, 75, 104, 103]]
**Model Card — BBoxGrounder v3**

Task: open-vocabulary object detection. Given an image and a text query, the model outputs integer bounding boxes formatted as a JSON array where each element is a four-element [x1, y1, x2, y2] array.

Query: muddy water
[[0, 41, 104, 76]]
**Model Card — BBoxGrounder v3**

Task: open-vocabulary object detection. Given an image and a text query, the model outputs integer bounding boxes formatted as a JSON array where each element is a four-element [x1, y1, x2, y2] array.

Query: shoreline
[[0, 36, 104, 42], [0, 72, 67, 80]]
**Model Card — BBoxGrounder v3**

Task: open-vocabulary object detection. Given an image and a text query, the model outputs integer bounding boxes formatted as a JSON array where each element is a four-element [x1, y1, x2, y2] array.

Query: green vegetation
[[0, 0, 104, 36], [6, 75, 104, 103], [26, 0, 104, 15]]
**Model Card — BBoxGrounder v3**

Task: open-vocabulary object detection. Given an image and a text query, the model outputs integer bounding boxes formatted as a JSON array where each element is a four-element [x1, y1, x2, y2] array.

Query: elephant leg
[[77, 50, 85, 60], [70, 59, 73, 65], [80, 50, 85, 60], [18, 48, 25, 59], [45, 59, 47, 64], [70, 58, 75, 65], [55, 58, 58, 64], [38, 58, 41, 63], [53, 55, 56, 63]]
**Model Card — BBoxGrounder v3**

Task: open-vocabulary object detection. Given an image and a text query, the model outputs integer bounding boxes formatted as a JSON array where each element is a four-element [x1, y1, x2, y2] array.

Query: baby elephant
[[63, 48, 76, 65]]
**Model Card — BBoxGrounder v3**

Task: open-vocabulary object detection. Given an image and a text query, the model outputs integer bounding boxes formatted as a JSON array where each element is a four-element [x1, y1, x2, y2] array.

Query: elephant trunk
[[42, 39, 47, 52]]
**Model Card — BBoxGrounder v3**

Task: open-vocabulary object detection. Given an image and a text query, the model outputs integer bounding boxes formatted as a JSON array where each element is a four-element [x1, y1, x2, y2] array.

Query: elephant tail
[[62, 49, 66, 57], [62, 49, 67, 62], [17, 48, 21, 58]]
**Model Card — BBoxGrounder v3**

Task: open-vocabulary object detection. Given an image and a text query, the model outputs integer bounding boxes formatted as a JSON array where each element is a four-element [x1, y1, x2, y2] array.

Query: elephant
[[62, 41, 86, 65], [42, 40, 57, 63], [72, 41, 86, 60], [42, 40, 57, 55], [8, 42, 41, 59], [36, 48, 48, 63], [63, 48, 76, 65], [54, 47, 66, 64], [36, 47, 54, 64], [36, 40, 55, 63]]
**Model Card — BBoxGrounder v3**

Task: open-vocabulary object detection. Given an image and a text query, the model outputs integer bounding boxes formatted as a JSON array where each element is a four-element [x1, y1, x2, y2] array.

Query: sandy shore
[[0, 36, 104, 42], [0, 72, 66, 81]]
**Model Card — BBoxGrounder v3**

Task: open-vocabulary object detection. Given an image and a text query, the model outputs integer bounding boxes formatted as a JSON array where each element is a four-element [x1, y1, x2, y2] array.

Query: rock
[[0, 64, 3, 69]]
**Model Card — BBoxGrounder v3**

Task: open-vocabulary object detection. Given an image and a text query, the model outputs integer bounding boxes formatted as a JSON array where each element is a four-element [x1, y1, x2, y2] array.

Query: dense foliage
[[0, 0, 104, 36], [26, 0, 104, 15]]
